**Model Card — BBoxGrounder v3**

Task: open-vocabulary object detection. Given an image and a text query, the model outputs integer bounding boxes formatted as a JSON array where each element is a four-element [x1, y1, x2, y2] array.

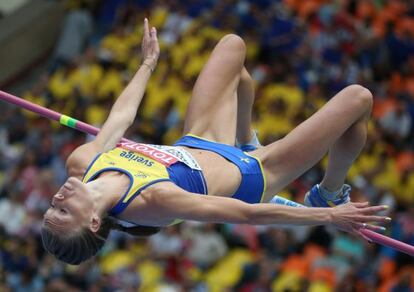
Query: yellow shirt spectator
[[372, 158, 400, 191], [348, 143, 387, 179], [22, 92, 47, 119], [394, 171, 414, 204], [200, 26, 226, 42], [85, 104, 108, 126], [144, 74, 190, 119], [150, 6, 168, 28], [255, 113, 294, 140], [183, 51, 210, 79], [260, 81, 304, 117], [246, 40, 259, 60], [48, 68, 75, 100], [100, 31, 131, 64], [70, 63, 104, 97], [97, 68, 124, 99], [181, 35, 206, 55], [170, 44, 188, 70]]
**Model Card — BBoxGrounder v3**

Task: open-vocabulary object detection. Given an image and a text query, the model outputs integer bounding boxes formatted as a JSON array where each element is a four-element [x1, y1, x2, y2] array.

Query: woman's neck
[[86, 172, 131, 215]]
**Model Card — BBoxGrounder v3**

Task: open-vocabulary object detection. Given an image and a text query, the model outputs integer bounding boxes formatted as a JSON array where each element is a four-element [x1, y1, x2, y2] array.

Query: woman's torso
[[69, 143, 243, 199], [67, 141, 245, 226]]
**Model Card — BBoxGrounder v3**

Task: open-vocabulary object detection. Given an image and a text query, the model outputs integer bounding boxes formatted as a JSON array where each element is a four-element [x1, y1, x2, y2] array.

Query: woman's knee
[[218, 34, 246, 54], [343, 84, 373, 113]]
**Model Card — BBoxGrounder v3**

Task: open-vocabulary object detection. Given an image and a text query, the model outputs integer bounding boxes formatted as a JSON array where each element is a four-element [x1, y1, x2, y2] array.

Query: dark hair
[[41, 217, 160, 265]]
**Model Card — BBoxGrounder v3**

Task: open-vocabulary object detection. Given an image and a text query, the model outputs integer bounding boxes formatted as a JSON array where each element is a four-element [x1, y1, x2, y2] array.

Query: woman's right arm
[[92, 18, 159, 153], [65, 19, 159, 175], [142, 183, 389, 234]]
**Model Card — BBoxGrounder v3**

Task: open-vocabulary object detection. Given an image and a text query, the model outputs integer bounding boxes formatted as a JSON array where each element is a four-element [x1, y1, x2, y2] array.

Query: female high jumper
[[42, 19, 390, 264]]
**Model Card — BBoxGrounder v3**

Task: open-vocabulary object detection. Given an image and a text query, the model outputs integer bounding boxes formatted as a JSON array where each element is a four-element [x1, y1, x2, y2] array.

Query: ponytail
[[42, 216, 160, 265]]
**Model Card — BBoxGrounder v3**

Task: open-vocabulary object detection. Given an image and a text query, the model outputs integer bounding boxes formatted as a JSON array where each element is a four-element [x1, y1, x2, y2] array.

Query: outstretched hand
[[141, 18, 159, 71], [330, 202, 390, 241]]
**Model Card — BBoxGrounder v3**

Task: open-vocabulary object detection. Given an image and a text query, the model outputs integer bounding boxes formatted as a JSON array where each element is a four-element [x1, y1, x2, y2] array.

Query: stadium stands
[[1, 0, 413, 291]]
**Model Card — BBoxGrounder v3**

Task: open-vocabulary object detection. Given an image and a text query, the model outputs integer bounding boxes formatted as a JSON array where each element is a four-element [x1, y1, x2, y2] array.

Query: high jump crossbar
[[0, 90, 132, 143], [0, 90, 413, 257]]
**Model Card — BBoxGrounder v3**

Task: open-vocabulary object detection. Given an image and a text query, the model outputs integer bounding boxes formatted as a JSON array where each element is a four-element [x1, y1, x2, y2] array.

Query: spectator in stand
[[52, 1, 94, 70], [186, 223, 228, 270]]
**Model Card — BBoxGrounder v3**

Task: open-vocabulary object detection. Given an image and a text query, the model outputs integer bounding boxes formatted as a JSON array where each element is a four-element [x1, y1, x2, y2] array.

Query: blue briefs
[[173, 134, 266, 204], [167, 162, 207, 195]]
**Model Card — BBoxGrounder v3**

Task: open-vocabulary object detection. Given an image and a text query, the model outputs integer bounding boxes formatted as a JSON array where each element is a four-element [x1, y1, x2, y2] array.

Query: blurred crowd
[[1, 0, 414, 291]]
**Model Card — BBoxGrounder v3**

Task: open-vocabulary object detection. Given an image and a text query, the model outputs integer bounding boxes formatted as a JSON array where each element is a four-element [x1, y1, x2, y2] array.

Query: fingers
[[352, 201, 369, 208], [356, 222, 386, 233], [355, 215, 391, 223], [144, 18, 150, 39], [360, 205, 389, 214], [333, 201, 392, 243], [144, 18, 157, 39], [368, 215, 392, 223], [350, 201, 389, 212], [143, 18, 158, 47], [366, 224, 386, 233], [355, 204, 390, 223], [151, 26, 158, 43]]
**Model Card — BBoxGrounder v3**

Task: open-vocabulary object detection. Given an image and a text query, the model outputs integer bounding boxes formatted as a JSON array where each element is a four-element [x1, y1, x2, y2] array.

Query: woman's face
[[43, 177, 95, 234]]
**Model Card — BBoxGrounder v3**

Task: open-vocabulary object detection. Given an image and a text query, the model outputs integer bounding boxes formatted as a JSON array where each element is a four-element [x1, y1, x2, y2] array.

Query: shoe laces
[[339, 184, 352, 200]]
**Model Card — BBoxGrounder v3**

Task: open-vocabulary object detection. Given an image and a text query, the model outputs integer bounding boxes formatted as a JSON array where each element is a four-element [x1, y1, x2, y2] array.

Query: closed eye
[[50, 202, 67, 214]]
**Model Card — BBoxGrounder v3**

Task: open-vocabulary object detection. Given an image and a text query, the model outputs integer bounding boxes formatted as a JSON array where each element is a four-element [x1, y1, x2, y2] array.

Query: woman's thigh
[[251, 85, 373, 199], [183, 34, 246, 145]]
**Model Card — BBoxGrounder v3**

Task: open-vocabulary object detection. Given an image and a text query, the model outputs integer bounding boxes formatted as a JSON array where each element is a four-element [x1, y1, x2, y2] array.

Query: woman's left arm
[[143, 183, 331, 225], [93, 18, 159, 152], [141, 182, 389, 235]]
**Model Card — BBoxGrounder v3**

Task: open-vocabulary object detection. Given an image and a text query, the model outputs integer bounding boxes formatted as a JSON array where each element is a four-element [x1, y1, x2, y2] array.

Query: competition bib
[[117, 141, 201, 170]]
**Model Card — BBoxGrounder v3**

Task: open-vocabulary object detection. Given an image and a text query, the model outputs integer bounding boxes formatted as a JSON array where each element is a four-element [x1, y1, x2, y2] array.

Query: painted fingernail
[[386, 217, 392, 221], [379, 226, 386, 231], [383, 205, 389, 209]]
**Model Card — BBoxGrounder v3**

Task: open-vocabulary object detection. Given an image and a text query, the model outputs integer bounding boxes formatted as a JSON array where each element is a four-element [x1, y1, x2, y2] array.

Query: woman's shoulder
[[65, 142, 102, 178]]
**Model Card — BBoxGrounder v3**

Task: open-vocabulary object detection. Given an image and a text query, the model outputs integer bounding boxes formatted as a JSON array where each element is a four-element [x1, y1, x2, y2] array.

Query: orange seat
[[372, 96, 397, 119], [378, 257, 396, 282], [303, 244, 326, 265], [280, 254, 309, 278], [396, 151, 414, 173], [356, 1, 376, 20]]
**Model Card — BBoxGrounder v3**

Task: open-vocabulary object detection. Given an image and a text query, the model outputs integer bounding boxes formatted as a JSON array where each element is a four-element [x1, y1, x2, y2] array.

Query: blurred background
[[0, 0, 413, 291]]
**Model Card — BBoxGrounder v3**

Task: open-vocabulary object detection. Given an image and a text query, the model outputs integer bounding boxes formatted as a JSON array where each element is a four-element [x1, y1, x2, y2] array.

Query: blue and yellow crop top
[[82, 141, 207, 216]]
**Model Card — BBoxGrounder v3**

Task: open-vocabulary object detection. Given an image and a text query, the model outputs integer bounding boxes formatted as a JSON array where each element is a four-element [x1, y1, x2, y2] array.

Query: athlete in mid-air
[[42, 19, 389, 264]]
